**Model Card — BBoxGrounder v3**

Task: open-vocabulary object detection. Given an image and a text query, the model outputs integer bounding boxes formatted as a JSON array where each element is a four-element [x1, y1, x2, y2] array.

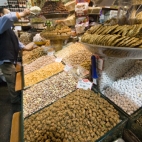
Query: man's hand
[[22, 42, 37, 51], [19, 9, 30, 18]]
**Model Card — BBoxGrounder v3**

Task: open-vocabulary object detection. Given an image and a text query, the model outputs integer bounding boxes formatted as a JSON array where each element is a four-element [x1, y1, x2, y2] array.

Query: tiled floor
[[0, 81, 21, 142]]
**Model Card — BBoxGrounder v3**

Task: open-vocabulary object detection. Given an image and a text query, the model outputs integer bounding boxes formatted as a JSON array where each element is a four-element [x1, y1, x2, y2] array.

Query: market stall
[[5, 0, 142, 141]]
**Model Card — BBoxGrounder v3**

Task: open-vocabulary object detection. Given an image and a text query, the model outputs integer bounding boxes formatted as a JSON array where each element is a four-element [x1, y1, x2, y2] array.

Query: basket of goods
[[33, 34, 46, 46], [30, 6, 41, 15], [40, 22, 71, 40], [40, 1, 69, 19]]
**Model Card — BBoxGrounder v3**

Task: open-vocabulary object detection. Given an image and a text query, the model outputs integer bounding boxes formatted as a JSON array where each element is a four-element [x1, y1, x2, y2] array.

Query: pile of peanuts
[[23, 72, 78, 118], [63, 50, 92, 66], [104, 61, 142, 115], [24, 89, 120, 142], [24, 62, 64, 87], [55, 42, 88, 59], [22, 47, 46, 65], [24, 55, 55, 75]]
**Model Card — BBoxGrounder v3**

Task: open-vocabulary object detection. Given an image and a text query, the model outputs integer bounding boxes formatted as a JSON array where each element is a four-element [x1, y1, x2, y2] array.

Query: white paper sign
[[64, 65, 72, 72], [77, 79, 93, 90], [55, 58, 62, 63]]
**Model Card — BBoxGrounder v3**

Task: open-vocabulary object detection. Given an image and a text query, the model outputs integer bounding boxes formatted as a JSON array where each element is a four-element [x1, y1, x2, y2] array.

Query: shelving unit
[[7, 0, 27, 12]]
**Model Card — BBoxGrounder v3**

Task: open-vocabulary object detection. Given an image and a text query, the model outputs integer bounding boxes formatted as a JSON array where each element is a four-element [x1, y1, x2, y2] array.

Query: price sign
[[55, 58, 62, 63], [48, 51, 54, 56], [64, 65, 72, 72], [77, 79, 93, 90], [98, 58, 104, 71]]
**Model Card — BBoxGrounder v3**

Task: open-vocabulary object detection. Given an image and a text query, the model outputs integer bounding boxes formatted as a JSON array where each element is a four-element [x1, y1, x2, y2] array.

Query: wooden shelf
[[10, 112, 21, 142], [15, 63, 22, 91]]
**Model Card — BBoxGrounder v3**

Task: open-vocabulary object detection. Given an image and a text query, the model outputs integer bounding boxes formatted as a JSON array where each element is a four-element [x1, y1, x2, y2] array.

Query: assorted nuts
[[55, 42, 88, 59], [24, 55, 55, 75], [24, 89, 120, 142], [23, 72, 78, 118], [63, 50, 92, 66], [24, 62, 64, 87]]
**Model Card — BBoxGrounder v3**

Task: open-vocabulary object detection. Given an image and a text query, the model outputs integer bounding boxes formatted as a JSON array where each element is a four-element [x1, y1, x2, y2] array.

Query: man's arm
[[0, 9, 30, 34], [20, 42, 36, 51], [0, 13, 18, 34]]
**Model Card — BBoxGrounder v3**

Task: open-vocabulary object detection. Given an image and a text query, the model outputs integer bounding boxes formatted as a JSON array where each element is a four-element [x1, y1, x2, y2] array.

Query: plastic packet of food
[[68, 65, 89, 79]]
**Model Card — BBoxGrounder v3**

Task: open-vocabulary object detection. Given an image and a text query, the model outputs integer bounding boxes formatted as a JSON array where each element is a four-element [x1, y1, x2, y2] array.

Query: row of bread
[[86, 24, 142, 38], [81, 24, 142, 48], [82, 33, 142, 48], [24, 89, 120, 142]]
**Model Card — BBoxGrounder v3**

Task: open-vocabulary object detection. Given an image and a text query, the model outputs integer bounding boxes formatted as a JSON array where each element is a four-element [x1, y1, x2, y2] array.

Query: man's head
[[0, 7, 10, 17]]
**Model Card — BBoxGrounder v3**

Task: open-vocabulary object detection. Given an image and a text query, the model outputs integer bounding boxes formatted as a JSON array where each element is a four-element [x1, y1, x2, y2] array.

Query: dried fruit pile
[[24, 89, 120, 142], [24, 62, 64, 87], [24, 55, 55, 75], [23, 72, 78, 118]]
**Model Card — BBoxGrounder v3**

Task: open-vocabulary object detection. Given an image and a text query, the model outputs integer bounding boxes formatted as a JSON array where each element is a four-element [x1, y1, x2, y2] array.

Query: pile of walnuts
[[24, 89, 120, 142]]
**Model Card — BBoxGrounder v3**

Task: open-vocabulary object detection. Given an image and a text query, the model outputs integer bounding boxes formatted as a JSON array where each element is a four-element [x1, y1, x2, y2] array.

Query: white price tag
[[48, 51, 54, 56], [98, 58, 104, 70], [77, 79, 93, 90], [93, 78, 97, 85], [64, 65, 72, 72], [55, 58, 62, 63]]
